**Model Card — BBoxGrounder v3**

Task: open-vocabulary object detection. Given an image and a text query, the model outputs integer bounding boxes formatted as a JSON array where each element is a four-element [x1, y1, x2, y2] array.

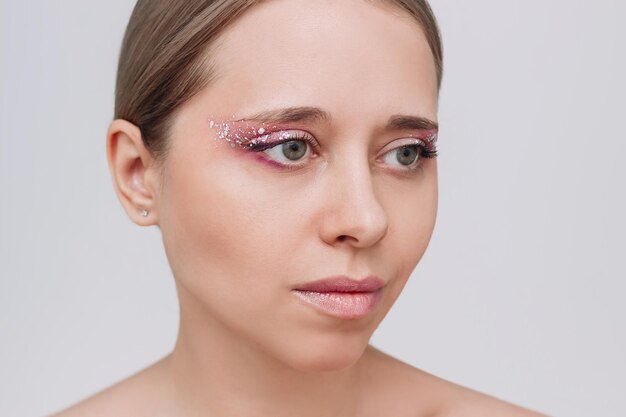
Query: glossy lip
[[292, 275, 385, 319], [293, 275, 385, 292]]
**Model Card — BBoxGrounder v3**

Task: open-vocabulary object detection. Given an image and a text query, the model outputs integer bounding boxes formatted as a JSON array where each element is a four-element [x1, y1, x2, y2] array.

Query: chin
[[276, 333, 371, 373]]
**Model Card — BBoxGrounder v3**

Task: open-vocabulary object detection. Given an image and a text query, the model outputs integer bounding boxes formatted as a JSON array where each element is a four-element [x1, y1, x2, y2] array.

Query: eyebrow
[[386, 115, 438, 132], [236, 106, 330, 124], [236, 106, 438, 132]]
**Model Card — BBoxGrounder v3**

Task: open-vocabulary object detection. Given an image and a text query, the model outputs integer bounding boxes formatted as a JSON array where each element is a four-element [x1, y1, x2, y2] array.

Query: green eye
[[395, 146, 419, 166], [281, 140, 308, 161]]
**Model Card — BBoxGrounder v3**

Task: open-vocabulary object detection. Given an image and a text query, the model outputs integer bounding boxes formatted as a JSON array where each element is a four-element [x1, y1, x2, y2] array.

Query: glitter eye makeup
[[243, 131, 319, 168], [207, 116, 438, 174], [379, 131, 438, 174], [208, 117, 285, 149], [207, 116, 319, 171]]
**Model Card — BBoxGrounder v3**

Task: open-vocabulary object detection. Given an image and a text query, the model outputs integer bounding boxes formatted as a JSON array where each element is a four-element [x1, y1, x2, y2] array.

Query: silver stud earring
[[141, 209, 149, 218]]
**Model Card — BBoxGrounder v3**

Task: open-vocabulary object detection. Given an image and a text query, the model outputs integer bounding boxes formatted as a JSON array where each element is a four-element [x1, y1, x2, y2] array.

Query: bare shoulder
[[431, 380, 549, 417], [46, 356, 172, 417], [361, 346, 549, 417]]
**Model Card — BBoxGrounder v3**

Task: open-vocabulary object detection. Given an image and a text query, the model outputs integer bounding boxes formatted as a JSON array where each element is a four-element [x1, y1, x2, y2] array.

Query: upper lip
[[293, 275, 385, 293]]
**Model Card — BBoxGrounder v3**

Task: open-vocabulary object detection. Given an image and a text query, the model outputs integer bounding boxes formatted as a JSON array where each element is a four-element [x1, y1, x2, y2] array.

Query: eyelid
[[243, 129, 319, 151], [388, 130, 438, 147], [380, 137, 427, 153]]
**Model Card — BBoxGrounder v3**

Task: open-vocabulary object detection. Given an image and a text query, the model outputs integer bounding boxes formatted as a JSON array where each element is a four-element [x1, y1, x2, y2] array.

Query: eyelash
[[244, 132, 438, 173]]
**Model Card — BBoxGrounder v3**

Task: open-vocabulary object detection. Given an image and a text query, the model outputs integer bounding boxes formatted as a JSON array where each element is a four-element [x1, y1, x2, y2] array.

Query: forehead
[[202, 0, 438, 122]]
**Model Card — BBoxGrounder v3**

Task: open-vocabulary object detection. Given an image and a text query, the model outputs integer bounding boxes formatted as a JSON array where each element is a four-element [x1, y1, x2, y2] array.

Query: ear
[[106, 119, 160, 226]]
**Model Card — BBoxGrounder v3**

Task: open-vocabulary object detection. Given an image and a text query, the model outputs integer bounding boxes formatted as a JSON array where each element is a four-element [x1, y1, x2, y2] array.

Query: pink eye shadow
[[407, 129, 438, 150], [207, 116, 282, 149]]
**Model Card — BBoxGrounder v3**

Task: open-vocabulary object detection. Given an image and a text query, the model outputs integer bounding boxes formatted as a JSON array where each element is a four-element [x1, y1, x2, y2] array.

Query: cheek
[[157, 151, 305, 306], [382, 166, 438, 290]]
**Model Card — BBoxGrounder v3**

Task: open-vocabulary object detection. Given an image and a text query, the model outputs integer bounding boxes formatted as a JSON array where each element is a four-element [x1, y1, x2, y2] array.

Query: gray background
[[1, 1, 624, 416]]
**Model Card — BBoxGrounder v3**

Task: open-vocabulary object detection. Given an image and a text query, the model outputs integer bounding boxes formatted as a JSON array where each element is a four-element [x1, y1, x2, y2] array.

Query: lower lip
[[291, 290, 382, 319]]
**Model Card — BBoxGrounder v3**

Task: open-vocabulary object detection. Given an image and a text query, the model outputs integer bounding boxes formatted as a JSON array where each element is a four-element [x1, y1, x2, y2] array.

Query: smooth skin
[[52, 0, 546, 416]]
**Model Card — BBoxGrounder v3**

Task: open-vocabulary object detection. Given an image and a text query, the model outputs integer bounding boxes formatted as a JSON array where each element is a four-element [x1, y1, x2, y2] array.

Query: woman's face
[[156, 0, 439, 371]]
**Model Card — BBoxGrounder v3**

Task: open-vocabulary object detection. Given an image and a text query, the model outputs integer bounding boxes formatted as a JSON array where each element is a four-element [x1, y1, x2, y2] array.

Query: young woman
[[52, 0, 546, 415]]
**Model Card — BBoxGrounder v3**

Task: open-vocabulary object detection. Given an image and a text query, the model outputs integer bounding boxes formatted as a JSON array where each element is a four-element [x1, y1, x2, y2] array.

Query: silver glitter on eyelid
[[207, 116, 295, 151], [425, 131, 438, 145], [208, 116, 251, 148]]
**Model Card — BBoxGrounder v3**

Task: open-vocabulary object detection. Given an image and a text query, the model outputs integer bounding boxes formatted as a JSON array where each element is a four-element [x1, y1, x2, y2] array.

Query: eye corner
[[421, 146, 439, 159]]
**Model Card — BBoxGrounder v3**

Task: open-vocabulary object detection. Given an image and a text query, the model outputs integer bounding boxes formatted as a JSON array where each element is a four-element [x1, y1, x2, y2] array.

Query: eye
[[381, 143, 428, 171], [265, 139, 309, 162], [244, 131, 318, 168], [387, 145, 420, 166]]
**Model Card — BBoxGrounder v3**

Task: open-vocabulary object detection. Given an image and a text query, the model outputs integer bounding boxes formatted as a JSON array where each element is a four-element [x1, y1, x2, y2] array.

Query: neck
[[163, 282, 371, 417]]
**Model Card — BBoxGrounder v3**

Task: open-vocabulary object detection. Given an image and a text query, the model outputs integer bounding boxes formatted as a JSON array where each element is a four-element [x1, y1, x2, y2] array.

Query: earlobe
[[106, 119, 159, 226]]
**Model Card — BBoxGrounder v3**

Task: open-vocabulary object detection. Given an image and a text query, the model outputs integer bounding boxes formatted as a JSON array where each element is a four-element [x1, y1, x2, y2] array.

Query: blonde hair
[[114, 0, 443, 165]]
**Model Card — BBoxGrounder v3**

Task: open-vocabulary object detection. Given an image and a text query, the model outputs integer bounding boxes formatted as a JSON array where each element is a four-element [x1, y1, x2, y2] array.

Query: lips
[[292, 275, 385, 319], [293, 275, 385, 292]]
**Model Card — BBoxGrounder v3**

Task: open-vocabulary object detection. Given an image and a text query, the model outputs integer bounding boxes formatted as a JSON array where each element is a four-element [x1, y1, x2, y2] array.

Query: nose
[[318, 155, 389, 249]]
